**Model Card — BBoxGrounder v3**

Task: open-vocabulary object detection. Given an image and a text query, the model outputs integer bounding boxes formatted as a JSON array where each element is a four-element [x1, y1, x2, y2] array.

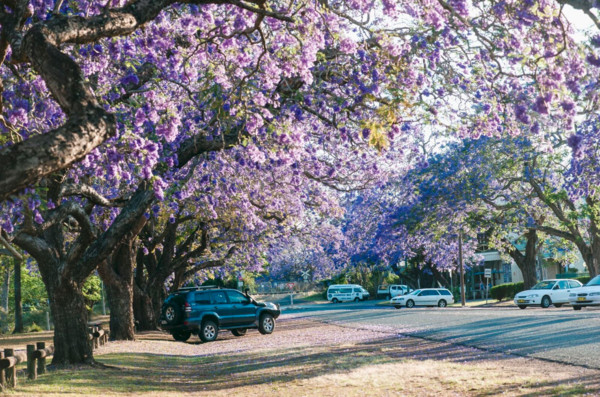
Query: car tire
[[554, 303, 563, 308], [231, 328, 247, 337], [438, 299, 447, 308], [199, 320, 218, 342], [573, 306, 582, 311], [172, 331, 191, 342], [354, 297, 360, 302], [332, 298, 339, 304], [541, 296, 551, 309], [258, 313, 275, 335], [518, 305, 527, 309], [162, 303, 183, 326], [406, 299, 415, 308]]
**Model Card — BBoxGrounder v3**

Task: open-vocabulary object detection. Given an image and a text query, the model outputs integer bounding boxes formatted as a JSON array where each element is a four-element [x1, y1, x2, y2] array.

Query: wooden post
[[0, 351, 5, 390], [4, 349, 16, 388], [27, 344, 36, 380], [36, 342, 46, 375], [88, 327, 94, 351], [459, 232, 466, 307], [93, 326, 99, 349]]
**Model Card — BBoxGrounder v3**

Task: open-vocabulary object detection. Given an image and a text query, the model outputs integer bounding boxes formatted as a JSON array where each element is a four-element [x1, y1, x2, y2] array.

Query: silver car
[[569, 275, 600, 310]]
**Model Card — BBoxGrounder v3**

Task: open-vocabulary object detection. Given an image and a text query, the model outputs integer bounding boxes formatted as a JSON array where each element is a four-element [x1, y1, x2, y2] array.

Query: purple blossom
[[514, 104, 530, 124], [33, 210, 44, 224], [586, 54, 600, 67]]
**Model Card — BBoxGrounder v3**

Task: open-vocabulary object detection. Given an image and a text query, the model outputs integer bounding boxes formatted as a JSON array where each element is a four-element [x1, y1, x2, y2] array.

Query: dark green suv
[[160, 287, 281, 342]]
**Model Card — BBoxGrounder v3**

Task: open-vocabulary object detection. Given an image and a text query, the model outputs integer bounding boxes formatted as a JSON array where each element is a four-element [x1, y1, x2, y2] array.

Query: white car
[[569, 275, 600, 310], [391, 288, 454, 308], [514, 279, 582, 309]]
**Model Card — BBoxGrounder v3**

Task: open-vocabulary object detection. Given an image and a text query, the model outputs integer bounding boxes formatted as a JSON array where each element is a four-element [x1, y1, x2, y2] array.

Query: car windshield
[[532, 281, 556, 290], [408, 289, 421, 295], [586, 276, 600, 287]]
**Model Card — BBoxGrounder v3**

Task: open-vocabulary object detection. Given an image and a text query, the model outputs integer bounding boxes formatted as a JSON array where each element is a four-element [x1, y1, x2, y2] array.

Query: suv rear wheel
[[172, 331, 191, 342], [199, 320, 218, 342], [258, 313, 275, 335], [231, 328, 247, 337]]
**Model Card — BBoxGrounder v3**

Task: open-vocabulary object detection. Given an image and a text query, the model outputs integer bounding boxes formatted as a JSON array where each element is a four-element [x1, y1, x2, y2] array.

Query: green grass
[[301, 292, 326, 302]]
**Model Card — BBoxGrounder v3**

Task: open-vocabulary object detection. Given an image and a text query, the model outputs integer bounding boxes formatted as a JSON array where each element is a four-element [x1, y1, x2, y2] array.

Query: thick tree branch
[[58, 183, 124, 207], [0, 0, 290, 201], [181, 245, 238, 281]]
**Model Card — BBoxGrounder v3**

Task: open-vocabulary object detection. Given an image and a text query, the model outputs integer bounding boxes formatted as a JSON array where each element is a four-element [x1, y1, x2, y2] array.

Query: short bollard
[[36, 342, 46, 375], [27, 345, 36, 380], [0, 351, 5, 390], [4, 349, 15, 388]]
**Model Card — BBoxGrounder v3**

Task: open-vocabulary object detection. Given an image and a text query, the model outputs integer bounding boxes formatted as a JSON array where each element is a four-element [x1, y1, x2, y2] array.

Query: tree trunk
[[504, 229, 539, 290], [49, 280, 93, 365], [98, 241, 136, 341], [104, 281, 135, 340], [575, 244, 598, 279], [1, 265, 10, 312], [133, 284, 157, 331], [519, 259, 537, 290], [97, 216, 146, 340], [13, 258, 23, 333]]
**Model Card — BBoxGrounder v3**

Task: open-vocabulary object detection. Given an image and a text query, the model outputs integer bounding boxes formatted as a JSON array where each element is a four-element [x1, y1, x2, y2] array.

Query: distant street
[[283, 300, 600, 369]]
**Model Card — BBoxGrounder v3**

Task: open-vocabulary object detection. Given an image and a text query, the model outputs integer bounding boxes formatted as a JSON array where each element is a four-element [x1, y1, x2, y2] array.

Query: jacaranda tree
[[0, 0, 592, 365]]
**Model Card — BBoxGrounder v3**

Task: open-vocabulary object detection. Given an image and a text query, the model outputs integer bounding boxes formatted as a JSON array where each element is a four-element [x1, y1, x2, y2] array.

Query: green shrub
[[0, 309, 11, 334], [23, 310, 49, 330], [26, 322, 43, 333], [576, 276, 591, 285], [490, 282, 524, 301]]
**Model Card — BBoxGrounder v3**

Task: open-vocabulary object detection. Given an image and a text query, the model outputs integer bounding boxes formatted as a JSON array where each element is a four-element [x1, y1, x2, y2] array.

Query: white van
[[377, 284, 411, 299], [327, 284, 370, 303]]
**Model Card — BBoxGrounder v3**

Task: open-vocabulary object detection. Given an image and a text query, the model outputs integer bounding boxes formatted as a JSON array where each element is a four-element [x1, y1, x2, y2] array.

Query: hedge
[[576, 276, 591, 285], [490, 282, 525, 301]]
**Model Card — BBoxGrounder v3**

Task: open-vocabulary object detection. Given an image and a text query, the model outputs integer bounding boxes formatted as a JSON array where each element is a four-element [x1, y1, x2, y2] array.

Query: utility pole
[[458, 232, 466, 307]]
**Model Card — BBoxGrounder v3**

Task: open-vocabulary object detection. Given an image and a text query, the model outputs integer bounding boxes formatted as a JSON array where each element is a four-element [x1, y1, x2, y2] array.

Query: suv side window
[[210, 291, 228, 304], [195, 292, 211, 304], [439, 290, 452, 296], [227, 290, 249, 304]]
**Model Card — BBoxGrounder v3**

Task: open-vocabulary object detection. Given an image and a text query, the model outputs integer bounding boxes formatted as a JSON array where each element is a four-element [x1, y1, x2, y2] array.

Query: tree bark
[[103, 281, 135, 340], [13, 258, 23, 333], [1, 265, 10, 312], [48, 279, 93, 365], [98, 247, 135, 341], [503, 229, 539, 290], [133, 284, 158, 331]]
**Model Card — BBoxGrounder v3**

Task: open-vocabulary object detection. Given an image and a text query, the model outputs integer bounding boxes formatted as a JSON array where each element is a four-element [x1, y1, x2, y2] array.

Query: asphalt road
[[282, 301, 600, 369]]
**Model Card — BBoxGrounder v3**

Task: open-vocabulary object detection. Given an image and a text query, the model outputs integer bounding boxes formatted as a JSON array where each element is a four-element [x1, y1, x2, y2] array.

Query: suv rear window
[[439, 290, 452, 296], [195, 292, 211, 304]]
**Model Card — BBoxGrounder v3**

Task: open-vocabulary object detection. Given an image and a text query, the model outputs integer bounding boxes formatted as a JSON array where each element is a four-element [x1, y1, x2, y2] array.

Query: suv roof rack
[[177, 285, 219, 292]]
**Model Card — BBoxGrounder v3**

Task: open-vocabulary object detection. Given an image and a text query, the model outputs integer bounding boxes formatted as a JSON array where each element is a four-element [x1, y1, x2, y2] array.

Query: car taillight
[[184, 302, 191, 313]]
